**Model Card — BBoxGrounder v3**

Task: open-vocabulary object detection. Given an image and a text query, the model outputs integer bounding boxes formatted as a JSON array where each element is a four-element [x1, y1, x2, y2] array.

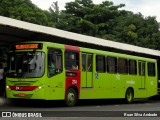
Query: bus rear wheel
[[125, 88, 134, 103], [65, 88, 77, 107]]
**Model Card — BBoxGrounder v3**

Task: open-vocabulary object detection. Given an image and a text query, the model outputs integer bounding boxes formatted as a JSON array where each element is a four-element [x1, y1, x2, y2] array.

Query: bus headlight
[[38, 86, 42, 89], [36, 85, 44, 91], [6, 86, 11, 90]]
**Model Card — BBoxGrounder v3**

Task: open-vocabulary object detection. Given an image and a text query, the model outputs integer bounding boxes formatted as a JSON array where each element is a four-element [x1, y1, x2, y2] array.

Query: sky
[[30, 0, 160, 22]]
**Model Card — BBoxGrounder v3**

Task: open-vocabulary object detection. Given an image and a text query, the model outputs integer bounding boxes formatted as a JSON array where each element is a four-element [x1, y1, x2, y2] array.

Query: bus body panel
[[6, 77, 45, 99], [6, 41, 158, 102], [79, 47, 157, 99], [64, 45, 81, 98], [44, 72, 66, 100]]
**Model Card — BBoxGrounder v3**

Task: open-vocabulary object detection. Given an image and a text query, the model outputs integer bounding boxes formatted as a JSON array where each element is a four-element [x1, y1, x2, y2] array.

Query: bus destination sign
[[11, 43, 43, 50]]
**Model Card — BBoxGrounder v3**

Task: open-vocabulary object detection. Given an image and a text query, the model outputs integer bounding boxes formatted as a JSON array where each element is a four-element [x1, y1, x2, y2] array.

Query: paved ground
[[0, 97, 160, 120]]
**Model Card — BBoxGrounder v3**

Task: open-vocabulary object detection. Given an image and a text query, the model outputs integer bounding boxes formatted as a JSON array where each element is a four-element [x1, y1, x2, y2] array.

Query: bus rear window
[[148, 62, 155, 76]]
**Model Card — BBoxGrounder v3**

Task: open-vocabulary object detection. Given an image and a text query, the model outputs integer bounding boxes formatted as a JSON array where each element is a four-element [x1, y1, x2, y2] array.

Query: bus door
[[138, 61, 146, 89], [81, 53, 93, 88]]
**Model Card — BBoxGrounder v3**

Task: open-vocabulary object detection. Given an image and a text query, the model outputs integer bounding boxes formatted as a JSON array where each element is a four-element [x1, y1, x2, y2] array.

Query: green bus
[[6, 41, 157, 106]]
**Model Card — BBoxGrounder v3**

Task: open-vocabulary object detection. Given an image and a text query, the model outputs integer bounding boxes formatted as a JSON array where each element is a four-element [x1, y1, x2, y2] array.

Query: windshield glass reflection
[[7, 52, 45, 78]]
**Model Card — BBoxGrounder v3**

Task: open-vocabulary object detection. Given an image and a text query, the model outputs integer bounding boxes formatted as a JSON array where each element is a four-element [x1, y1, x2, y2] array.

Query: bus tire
[[65, 88, 77, 107], [125, 88, 134, 104]]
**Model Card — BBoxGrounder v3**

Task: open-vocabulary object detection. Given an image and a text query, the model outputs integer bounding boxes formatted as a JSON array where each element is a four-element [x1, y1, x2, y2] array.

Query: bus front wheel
[[125, 88, 134, 103], [65, 88, 77, 107]]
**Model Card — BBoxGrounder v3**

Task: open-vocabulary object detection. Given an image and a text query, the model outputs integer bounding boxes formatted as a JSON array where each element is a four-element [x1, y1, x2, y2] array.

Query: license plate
[[18, 93, 25, 97]]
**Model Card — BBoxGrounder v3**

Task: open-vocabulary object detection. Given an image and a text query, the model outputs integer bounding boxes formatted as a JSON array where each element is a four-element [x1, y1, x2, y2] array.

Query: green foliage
[[56, 0, 160, 50], [0, 0, 160, 50], [0, 0, 55, 26], [57, 0, 127, 39]]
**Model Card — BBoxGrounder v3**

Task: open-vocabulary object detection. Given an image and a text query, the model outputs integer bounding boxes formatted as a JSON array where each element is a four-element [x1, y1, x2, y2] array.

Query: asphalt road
[[0, 97, 160, 120]]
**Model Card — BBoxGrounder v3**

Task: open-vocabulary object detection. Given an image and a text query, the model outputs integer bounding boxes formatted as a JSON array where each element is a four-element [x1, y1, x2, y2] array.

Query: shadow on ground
[[1, 95, 159, 108]]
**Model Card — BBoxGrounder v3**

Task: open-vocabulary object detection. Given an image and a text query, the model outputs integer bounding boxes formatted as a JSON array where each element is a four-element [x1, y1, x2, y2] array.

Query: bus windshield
[[7, 52, 45, 78]]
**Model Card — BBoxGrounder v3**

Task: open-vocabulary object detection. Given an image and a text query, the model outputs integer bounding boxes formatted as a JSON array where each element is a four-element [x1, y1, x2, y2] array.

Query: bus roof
[[0, 16, 160, 57]]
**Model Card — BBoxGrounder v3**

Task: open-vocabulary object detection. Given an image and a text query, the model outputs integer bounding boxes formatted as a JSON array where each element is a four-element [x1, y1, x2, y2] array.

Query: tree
[[0, 0, 54, 26], [56, 0, 127, 38], [48, 1, 59, 23], [0, 0, 160, 50]]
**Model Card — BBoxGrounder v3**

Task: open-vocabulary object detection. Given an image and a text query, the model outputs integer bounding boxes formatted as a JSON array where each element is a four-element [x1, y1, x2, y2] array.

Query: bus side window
[[82, 54, 86, 71], [118, 58, 128, 74], [107, 56, 117, 73], [87, 54, 92, 72], [65, 51, 79, 70], [148, 62, 155, 76], [96, 55, 105, 72], [48, 48, 63, 77], [129, 60, 137, 75]]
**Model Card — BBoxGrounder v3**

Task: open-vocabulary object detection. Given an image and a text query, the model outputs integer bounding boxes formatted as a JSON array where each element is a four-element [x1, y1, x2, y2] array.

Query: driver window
[[48, 48, 62, 77]]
